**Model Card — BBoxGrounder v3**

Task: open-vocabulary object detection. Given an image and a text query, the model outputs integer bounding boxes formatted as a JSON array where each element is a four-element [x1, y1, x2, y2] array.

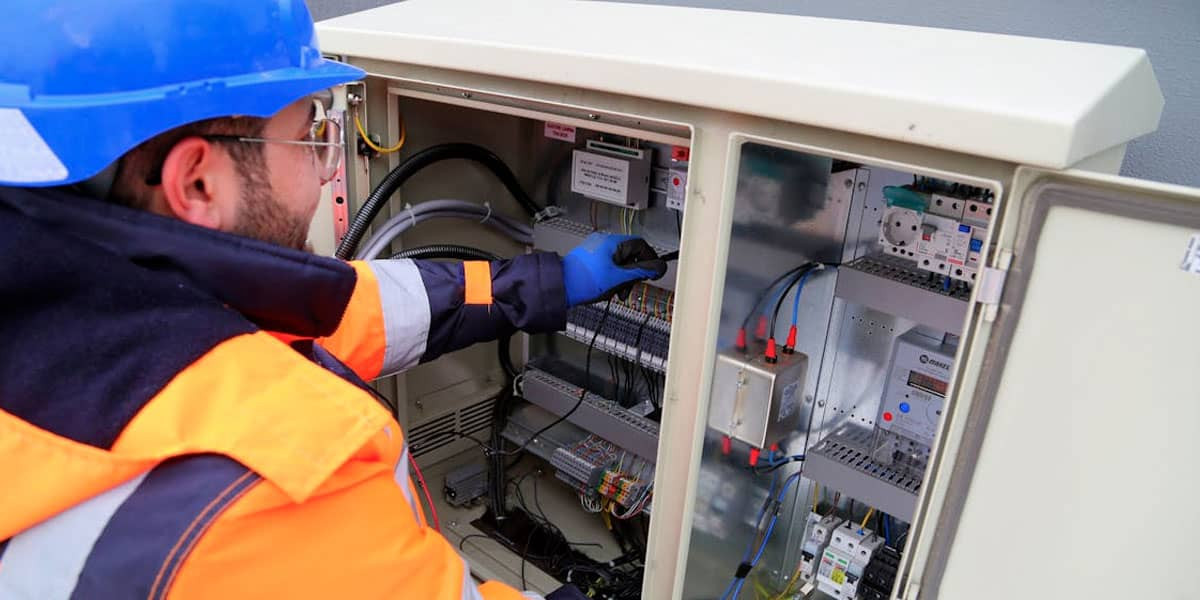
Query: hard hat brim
[[2, 59, 365, 187]]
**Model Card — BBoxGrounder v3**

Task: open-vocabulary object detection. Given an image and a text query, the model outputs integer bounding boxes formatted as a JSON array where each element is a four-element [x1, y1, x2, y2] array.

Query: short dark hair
[[108, 116, 267, 209]]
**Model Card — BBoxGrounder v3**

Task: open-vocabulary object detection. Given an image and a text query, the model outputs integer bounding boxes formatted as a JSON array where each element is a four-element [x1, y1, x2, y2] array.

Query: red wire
[[408, 452, 441, 532]]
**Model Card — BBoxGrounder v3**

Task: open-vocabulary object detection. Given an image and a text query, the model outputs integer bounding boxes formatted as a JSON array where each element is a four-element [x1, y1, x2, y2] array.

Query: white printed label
[[571, 150, 629, 205], [778, 380, 802, 422], [1181, 233, 1200, 275], [544, 122, 576, 143], [0, 108, 68, 183]]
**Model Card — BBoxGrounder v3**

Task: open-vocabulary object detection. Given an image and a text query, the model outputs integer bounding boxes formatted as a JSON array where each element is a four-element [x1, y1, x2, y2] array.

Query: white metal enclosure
[[312, 2, 1193, 598]]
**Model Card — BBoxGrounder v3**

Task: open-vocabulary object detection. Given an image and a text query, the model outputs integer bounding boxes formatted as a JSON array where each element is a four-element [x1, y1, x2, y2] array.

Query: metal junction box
[[708, 350, 808, 449]]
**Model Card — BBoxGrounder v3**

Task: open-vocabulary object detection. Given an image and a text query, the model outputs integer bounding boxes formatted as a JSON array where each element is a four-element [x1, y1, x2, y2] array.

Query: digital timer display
[[907, 371, 948, 397]]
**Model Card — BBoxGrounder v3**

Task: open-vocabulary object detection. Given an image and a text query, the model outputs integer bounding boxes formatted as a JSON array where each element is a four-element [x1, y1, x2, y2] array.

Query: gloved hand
[[561, 233, 668, 306]]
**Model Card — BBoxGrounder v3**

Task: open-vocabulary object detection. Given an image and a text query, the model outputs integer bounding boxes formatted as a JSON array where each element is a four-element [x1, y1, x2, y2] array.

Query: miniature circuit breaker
[[816, 521, 885, 599], [800, 513, 843, 582]]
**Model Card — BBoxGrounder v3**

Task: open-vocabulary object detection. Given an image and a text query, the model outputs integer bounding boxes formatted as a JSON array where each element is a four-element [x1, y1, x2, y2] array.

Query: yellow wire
[[353, 111, 406, 154], [752, 577, 771, 600], [860, 507, 876, 531], [811, 483, 820, 512], [772, 563, 805, 600]]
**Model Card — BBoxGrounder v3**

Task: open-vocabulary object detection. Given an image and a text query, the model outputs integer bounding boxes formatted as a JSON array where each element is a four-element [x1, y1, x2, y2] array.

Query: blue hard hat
[[0, 0, 365, 187]]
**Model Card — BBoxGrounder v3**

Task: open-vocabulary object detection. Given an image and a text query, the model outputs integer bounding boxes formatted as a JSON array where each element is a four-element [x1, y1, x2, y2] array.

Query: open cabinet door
[[905, 168, 1200, 600]]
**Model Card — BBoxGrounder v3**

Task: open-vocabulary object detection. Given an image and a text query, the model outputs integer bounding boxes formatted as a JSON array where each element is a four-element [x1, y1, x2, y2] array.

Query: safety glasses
[[203, 98, 344, 183], [212, 117, 343, 184], [144, 96, 346, 186]]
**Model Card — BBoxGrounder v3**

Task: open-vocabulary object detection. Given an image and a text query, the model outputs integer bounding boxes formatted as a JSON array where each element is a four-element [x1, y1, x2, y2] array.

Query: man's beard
[[230, 167, 310, 251]]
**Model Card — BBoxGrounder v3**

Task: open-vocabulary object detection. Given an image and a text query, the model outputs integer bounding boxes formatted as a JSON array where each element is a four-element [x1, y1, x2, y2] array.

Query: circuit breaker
[[816, 521, 884, 598], [799, 513, 843, 581]]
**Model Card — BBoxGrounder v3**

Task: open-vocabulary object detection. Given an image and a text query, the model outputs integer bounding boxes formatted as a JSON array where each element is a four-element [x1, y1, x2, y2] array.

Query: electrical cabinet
[[314, 2, 1200, 599]]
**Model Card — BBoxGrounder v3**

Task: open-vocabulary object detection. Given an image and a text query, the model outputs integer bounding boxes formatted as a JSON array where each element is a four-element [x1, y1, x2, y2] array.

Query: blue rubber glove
[[561, 233, 668, 306]]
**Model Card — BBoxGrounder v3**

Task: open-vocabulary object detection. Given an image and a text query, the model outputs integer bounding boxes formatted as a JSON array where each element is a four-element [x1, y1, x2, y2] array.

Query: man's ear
[[159, 137, 232, 230]]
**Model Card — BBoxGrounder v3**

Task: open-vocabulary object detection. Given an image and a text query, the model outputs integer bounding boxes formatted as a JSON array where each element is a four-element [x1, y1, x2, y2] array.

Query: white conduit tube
[[354, 199, 534, 260]]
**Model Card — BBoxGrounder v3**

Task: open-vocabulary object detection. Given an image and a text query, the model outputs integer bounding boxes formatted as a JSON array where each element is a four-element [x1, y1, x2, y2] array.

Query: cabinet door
[[904, 167, 1200, 600]]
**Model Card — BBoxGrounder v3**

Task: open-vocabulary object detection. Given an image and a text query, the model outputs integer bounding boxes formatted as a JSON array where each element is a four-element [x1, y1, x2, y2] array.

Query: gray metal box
[[570, 140, 652, 210], [708, 349, 808, 448]]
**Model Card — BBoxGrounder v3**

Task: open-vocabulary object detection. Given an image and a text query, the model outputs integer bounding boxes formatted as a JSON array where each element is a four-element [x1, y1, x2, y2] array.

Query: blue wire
[[883, 514, 892, 547], [720, 473, 793, 600], [788, 267, 822, 325], [729, 579, 746, 600]]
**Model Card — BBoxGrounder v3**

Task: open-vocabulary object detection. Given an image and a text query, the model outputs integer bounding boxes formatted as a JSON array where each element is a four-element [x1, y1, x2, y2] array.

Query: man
[[0, 2, 664, 598]]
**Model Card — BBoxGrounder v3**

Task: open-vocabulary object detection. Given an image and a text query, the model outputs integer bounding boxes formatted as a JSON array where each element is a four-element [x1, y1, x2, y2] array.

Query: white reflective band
[[392, 445, 422, 524], [461, 559, 486, 600], [0, 473, 147, 599], [0, 109, 68, 184], [368, 259, 431, 376]]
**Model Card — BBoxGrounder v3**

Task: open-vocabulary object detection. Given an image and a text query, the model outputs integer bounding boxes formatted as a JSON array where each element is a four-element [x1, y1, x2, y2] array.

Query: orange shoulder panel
[[166, 436, 525, 600], [0, 409, 154, 541], [111, 331, 394, 503]]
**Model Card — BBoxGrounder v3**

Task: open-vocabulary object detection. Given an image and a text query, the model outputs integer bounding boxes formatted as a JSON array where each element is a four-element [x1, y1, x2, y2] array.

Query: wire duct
[[335, 142, 541, 259]]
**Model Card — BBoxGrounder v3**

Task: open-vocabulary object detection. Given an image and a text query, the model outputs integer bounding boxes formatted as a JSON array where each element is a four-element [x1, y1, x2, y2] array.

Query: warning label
[[544, 122, 576, 143], [571, 150, 630, 205]]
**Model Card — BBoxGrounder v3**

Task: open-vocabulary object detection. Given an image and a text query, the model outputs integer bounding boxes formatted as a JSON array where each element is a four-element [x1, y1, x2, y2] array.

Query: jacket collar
[[0, 186, 356, 337]]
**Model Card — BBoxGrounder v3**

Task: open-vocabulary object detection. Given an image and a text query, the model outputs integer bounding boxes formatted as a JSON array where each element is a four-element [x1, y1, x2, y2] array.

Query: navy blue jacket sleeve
[[415, 252, 567, 364]]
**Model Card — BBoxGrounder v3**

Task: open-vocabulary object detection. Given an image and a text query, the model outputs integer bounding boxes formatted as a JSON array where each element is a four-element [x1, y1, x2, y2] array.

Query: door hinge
[[976, 249, 1012, 322]]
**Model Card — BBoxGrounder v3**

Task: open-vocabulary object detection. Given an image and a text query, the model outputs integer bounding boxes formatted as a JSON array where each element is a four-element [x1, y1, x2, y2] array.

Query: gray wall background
[[309, 0, 1199, 187]]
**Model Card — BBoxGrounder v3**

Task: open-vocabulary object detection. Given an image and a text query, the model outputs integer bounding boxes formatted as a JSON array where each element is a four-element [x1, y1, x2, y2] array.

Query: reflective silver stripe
[[0, 473, 147, 600], [460, 559, 486, 600], [392, 445, 423, 524], [367, 259, 430, 376]]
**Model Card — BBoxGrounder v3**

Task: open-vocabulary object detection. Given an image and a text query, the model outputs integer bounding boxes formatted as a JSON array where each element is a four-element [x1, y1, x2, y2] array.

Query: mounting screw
[[844, 179, 853, 189], [817, 399, 826, 408], [858, 182, 867, 192], [805, 395, 813, 404], [461, 91, 472, 99], [347, 93, 363, 106], [587, 113, 600, 120], [448, 520, 458, 528]]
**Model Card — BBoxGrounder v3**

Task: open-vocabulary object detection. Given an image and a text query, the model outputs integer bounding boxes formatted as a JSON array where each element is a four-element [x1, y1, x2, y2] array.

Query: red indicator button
[[883, 412, 894, 422], [673, 177, 681, 186]]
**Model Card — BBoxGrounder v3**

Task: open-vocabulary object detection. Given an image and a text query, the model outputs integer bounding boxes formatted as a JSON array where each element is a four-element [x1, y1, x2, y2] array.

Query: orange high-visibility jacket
[[0, 186, 567, 599]]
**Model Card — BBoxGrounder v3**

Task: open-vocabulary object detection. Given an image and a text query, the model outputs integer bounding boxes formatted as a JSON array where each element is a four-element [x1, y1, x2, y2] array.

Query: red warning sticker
[[544, 122, 576, 143]]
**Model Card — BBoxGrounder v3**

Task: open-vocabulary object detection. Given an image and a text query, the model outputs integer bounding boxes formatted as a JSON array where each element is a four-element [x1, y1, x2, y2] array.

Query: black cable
[[389, 244, 501, 262], [769, 262, 819, 339], [659, 250, 679, 261], [739, 264, 812, 334], [335, 142, 541, 259], [495, 297, 614, 457]]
